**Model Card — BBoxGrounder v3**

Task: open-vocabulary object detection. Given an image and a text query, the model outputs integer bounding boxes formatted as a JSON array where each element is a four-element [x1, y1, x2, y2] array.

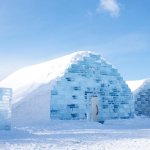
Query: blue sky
[[0, 0, 150, 81]]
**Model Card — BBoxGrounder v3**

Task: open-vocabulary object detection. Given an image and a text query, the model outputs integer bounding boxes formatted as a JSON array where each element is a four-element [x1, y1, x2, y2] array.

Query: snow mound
[[0, 51, 100, 126], [0, 51, 92, 104]]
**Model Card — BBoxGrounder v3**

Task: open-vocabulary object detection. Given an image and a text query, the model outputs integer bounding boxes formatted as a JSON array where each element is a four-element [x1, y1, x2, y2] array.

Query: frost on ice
[[0, 88, 12, 130]]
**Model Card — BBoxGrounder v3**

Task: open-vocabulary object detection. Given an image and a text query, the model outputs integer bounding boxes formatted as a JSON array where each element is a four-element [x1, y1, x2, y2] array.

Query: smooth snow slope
[[0, 51, 98, 126], [0, 51, 92, 104]]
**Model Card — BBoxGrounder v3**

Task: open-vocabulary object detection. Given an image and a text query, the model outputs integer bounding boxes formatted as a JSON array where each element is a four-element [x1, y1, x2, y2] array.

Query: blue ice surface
[[0, 88, 12, 130], [50, 54, 134, 121]]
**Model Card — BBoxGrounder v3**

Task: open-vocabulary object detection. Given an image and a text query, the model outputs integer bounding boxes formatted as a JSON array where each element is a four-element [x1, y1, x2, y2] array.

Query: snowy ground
[[0, 117, 150, 150]]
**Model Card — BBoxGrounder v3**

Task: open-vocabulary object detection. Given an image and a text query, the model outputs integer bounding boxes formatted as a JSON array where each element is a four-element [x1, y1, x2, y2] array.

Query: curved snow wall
[[0, 88, 12, 130], [50, 54, 134, 121]]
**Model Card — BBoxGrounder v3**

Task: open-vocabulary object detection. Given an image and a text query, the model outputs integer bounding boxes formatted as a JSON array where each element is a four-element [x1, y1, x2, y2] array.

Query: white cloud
[[97, 0, 120, 17]]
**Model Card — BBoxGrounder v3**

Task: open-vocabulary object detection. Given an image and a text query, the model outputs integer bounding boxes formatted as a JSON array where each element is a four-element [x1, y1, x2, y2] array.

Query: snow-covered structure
[[134, 79, 150, 117], [0, 88, 12, 130], [50, 52, 133, 122], [0, 51, 133, 126]]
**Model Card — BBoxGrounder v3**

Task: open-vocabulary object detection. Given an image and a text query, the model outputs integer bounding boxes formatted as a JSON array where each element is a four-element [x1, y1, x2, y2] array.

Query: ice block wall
[[135, 87, 150, 117], [50, 53, 134, 121], [0, 88, 12, 130]]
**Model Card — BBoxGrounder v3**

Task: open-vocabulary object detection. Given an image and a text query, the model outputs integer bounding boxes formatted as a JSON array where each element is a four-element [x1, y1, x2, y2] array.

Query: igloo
[[134, 79, 150, 117], [0, 88, 12, 130], [0, 51, 134, 125], [50, 51, 134, 122]]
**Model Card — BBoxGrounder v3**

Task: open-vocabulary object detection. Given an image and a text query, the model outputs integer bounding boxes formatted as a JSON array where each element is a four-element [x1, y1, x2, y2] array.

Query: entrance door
[[91, 96, 99, 122]]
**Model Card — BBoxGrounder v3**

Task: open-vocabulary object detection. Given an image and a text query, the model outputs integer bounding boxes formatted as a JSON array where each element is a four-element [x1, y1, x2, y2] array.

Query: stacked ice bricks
[[50, 53, 134, 121], [135, 89, 150, 117], [0, 88, 12, 130]]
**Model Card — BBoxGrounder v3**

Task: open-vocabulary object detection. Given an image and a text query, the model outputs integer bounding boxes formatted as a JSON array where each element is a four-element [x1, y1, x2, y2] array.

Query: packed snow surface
[[0, 118, 150, 150]]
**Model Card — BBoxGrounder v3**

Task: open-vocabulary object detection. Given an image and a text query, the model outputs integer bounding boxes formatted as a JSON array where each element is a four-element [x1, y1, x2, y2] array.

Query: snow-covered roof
[[0, 51, 100, 104], [0, 51, 132, 126]]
